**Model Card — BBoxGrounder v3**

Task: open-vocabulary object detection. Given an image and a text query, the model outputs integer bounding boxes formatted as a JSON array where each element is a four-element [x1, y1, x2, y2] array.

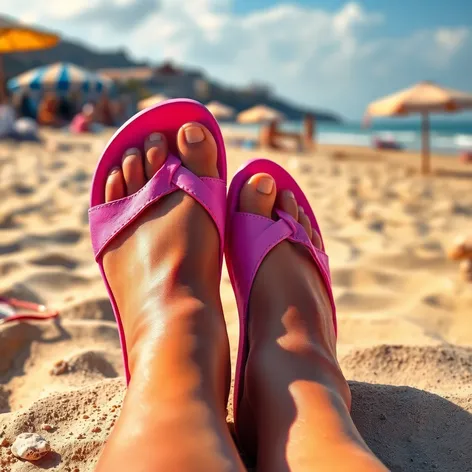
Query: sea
[[225, 118, 472, 155]]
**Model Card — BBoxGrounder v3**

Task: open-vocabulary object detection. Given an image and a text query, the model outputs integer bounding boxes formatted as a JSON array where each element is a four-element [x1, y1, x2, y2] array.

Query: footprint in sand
[[0, 213, 20, 230], [30, 254, 79, 270], [0, 241, 21, 255], [24, 271, 88, 291], [12, 184, 35, 196], [22, 228, 83, 247]]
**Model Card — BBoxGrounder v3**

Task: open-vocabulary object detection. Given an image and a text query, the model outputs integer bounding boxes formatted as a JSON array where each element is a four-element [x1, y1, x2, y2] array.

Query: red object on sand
[[0, 297, 59, 324]]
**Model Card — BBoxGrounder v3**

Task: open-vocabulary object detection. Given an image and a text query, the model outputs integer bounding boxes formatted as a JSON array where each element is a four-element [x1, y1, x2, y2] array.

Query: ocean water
[[226, 118, 472, 155]]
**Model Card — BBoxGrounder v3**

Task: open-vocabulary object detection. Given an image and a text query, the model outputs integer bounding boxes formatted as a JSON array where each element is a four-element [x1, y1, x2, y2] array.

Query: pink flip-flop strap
[[229, 208, 335, 326], [89, 154, 226, 260]]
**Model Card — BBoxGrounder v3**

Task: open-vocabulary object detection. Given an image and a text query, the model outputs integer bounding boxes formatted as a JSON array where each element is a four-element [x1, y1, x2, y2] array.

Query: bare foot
[[95, 123, 243, 471], [102, 122, 225, 378], [234, 173, 382, 472]]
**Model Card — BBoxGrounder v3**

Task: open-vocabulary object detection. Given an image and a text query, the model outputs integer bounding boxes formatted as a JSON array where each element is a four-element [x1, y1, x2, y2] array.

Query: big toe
[[177, 122, 219, 178], [239, 173, 276, 218]]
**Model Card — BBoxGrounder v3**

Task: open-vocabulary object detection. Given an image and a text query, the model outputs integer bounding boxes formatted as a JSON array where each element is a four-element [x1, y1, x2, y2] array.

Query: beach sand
[[0, 132, 471, 471]]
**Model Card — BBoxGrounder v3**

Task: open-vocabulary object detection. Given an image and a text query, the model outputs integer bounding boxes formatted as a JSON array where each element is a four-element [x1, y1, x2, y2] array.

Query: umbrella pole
[[421, 111, 431, 175]]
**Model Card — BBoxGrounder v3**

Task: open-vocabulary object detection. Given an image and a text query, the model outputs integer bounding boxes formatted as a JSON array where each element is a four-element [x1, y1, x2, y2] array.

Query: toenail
[[298, 205, 305, 213], [123, 147, 139, 158], [256, 177, 274, 195], [149, 132, 162, 143], [286, 190, 295, 200], [184, 126, 205, 144], [110, 167, 120, 175]]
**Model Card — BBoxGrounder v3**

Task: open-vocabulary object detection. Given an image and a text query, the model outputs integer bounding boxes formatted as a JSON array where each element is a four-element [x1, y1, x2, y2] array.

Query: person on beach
[[260, 118, 284, 150], [70, 103, 95, 134], [92, 119, 387, 471], [0, 94, 40, 142], [37, 93, 63, 127]]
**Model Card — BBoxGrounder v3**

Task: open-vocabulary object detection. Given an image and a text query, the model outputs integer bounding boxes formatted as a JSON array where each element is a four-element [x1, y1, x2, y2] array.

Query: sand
[[0, 131, 471, 471]]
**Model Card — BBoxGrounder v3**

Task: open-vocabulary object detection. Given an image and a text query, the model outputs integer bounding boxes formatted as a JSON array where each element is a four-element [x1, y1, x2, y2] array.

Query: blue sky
[[235, 0, 472, 34], [3, 0, 472, 118]]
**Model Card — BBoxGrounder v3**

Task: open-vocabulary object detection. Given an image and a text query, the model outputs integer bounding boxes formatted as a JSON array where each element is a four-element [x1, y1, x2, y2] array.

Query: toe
[[298, 206, 313, 240], [144, 132, 167, 179], [277, 190, 298, 220], [177, 122, 219, 178], [105, 167, 125, 202], [122, 148, 145, 195], [312, 230, 323, 249], [239, 173, 276, 218]]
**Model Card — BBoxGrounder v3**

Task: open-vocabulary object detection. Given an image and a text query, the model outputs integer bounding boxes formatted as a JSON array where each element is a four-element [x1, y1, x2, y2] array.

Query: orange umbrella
[[365, 81, 472, 174], [0, 16, 60, 101]]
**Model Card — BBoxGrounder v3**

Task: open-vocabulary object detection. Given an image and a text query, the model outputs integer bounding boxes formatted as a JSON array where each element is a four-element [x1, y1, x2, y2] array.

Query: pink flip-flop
[[225, 158, 337, 439], [89, 99, 227, 383]]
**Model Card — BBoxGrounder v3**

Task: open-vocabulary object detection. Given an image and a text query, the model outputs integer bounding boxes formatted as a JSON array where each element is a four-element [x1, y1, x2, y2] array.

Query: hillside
[[4, 38, 341, 123], [3, 39, 145, 78]]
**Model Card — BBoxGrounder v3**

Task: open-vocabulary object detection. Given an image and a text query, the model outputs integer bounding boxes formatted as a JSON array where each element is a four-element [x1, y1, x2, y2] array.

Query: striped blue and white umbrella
[[7, 62, 114, 94]]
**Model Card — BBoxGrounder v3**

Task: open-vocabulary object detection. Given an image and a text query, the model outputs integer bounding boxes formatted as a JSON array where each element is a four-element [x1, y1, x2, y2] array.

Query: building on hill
[[98, 61, 207, 100]]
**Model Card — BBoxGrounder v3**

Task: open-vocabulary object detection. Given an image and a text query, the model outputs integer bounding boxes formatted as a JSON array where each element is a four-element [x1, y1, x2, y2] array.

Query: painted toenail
[[110, 167, 120, 175], [149, 132, 162, 143], [184, 126, 205, 144], [123, 147, 139, 158], [256, 177, 274, 195]]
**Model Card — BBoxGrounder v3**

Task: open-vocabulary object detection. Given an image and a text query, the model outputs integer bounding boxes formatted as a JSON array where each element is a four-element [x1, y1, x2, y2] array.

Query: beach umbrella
[[237, 104, 285, 124], [7, 62, 113, 95], [138, 93, 169, 110], [365, 81, 472, 174], [0, 16, 60, 100], [206, 100, 235, 119]]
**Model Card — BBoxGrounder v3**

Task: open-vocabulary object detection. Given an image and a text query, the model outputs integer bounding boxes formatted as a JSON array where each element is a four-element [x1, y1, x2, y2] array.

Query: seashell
[[11, 433, 51, 461]]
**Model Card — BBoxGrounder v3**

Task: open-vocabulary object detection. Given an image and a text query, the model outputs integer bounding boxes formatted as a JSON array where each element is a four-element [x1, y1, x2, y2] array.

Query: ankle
[[127, 293, 223, 356], [245, 338, 351, 410]]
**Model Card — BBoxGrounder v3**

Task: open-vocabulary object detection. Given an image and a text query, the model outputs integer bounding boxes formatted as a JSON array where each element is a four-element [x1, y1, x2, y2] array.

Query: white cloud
[[435, 28, 469, 54], [2, 1, 471, 117], [333, 1, 382, 36]]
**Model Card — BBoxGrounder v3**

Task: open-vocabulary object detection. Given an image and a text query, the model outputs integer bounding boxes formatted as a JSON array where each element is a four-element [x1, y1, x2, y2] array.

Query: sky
[[3, 0, 472, 118]]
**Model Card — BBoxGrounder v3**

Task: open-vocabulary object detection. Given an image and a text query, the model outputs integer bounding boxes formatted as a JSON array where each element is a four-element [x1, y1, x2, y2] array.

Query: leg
[[236, 173, 387, 472], [95, 125, 245, 471]]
